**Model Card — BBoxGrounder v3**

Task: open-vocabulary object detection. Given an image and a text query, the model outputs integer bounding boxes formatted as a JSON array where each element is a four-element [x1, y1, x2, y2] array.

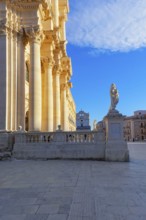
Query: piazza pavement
[[0, 143, 146, 220]]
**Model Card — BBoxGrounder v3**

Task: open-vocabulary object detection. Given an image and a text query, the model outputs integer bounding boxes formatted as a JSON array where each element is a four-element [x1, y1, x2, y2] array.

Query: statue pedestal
[[104, 110, 129, 162]]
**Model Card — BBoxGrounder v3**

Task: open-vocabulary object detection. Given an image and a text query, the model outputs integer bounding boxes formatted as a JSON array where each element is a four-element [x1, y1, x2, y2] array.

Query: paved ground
[[0, 143, 146, 220]]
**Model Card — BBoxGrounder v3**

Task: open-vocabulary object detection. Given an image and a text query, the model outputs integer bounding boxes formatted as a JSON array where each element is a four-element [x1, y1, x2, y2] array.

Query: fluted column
[[53, 66, 61, 130], [61, 83, 69, 131], [28, 29, 42, 131], [17, 33, 26, 130]]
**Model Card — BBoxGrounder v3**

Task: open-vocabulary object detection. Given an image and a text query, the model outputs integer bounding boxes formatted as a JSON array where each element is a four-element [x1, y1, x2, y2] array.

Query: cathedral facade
[[0, 0, 76, 132]]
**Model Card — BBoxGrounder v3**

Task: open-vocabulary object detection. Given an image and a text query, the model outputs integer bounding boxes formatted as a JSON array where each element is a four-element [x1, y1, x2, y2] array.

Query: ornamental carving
[[43, 31, 54, 44], [25, 26, 43, 44], [41, 57, 54, 68], [0, 19, 7, 35], [53, 64, 61, 75], [61, 83, 68, 91], [61, 57, 71, 73]]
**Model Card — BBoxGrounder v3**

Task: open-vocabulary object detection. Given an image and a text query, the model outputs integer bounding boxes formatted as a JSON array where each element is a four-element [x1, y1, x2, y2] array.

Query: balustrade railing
[[15, 131, 105, 144]]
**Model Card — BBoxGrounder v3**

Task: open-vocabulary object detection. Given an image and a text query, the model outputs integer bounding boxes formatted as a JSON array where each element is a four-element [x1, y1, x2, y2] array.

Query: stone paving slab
[[0, 143, 146, 220]]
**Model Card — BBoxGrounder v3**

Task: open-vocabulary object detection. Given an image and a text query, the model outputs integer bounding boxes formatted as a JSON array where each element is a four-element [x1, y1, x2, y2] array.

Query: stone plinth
[[0, 132, 13, 160], [104, 110, 129, 162]]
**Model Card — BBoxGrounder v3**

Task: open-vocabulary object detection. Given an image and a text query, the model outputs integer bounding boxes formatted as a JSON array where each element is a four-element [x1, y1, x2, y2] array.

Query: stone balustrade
[[15, 130, 105, 144], [13, 130, 106, 160]]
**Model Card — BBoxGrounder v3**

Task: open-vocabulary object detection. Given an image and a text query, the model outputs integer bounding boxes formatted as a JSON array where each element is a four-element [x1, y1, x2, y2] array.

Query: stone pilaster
[[27, 28, 42, 131], [53, 65, 61, 130]]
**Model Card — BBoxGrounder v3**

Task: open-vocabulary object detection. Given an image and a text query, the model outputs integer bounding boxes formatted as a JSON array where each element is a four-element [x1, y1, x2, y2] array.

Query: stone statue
[[110, 83, 119, 111]]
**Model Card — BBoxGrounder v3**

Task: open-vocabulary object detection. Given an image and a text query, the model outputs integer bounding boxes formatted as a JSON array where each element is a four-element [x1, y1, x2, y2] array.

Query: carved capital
[[0, 19, 7, 36], [25, 26, 43, 44], [53, 27, 60, 44], [43, 30, 54, 44], [68, 82, 72, 89], [41, 57, 54, 69], [61, 83, 68, 91], [61, 56, 72, 74], [53, 64, 61, 75], [60, 41, 67, 56]]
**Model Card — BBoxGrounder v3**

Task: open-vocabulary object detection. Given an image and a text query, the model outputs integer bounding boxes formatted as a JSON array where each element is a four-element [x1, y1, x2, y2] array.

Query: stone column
[[17, 33, 26, 130], [0, 26, 9, 131], [7, 30, 12, 131], [46, 59, 54, 131], [28, 30, 42, 131], [61, 83, 69, 131], [11, 12, 18, 131], [42, 58, 54, 131], [54, 0, 59, 27], [41, 65, 46, 131], [53, 66, 61, 130]]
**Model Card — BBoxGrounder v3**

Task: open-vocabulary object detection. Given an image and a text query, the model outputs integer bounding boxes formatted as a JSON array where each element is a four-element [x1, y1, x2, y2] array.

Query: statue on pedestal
[[109, 83, 119, 111]]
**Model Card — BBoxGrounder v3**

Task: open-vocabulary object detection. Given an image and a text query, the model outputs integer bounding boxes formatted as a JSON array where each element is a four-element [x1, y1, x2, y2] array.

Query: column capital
[[53, 27, 60, 44], [53, 64, 61, 75], [61, 56, 72, 78], [25, 26, 44, 44], [61, 83, 68, 91], [0, 19, 8, 36], [60, 14, 67, 22], [60, 41, 67, 56], [41, 57, 55, 68], [43, 30, 54, 44]]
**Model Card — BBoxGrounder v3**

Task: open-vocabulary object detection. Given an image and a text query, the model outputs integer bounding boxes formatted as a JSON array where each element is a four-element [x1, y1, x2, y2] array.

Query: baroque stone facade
[[76, 110, 91, 131], [0, 0, 76, 132], [124, 110, 146, 141]]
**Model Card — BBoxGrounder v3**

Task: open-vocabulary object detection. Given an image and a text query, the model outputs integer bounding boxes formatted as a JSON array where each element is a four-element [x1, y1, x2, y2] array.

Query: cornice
[[9, 0, 42, 10]]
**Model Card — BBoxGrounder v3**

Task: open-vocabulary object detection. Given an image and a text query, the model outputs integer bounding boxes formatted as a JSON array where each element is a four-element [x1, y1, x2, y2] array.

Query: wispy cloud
[[67, 0, 146, 52]]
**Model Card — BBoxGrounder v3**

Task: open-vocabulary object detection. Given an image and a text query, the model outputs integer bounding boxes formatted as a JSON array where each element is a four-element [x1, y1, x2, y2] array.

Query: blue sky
[[66, 0, 146, 126]]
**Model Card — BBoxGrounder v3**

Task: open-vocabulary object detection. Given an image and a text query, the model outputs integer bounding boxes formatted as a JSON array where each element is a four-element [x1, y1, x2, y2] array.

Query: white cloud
[[67, 0, 146, 52]]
